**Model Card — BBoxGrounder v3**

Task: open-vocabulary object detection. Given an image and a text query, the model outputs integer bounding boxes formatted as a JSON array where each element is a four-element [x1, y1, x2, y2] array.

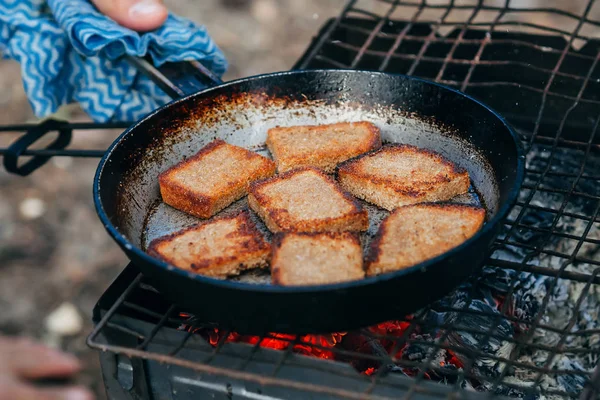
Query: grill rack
[[1, 0, 599, 399], [88, 264, 600, 399]]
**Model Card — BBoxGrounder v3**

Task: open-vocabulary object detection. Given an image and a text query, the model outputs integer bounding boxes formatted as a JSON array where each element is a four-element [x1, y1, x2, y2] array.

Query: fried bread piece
[[248, 167, 369, 233], [266, 121, 381, 173], [271, 232, 364, 285], [337, 144, 470, 211], [159, 139, 276, 219], [147, 211, 270, 279], [366, 203, 485, 276]]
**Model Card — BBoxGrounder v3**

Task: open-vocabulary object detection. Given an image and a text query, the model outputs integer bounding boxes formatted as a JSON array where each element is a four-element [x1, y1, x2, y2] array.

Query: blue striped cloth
[[0, 0, 227, 122]]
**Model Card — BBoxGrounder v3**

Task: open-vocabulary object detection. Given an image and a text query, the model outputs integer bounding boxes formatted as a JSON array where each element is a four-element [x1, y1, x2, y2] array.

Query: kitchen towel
[[0, 0, 227, 122]]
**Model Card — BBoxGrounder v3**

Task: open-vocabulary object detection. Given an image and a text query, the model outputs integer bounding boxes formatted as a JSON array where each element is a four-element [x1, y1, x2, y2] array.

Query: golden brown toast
[[248, 167, 369, 233], [266, 121, 381, 173], [159, 139, 276, 219], [147, 211, 270, 279], [366, 203, 485, 276], [337, 144, 470, 211], [271, 232, 364, 286]]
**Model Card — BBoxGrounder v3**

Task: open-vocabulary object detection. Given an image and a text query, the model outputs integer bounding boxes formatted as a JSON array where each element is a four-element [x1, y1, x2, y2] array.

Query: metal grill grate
[[88, 263, 600, 399], [82, 1, 600, 399], [1, 0, 598, 399]]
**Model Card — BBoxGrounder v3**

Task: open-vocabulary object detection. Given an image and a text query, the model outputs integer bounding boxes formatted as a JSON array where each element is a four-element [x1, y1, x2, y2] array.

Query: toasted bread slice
[[266, 121, 381, 173], [337, 144, 470, 211], [248, 167, 369, 233], [147, 211, 270, 279], [366, 203, 485, 276], [271, 232, 364, 286], [159, 139, 276, 219]]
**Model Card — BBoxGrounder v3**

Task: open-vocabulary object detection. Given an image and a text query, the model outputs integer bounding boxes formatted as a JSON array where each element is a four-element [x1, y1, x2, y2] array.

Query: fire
[[369, 319, 412, 360], [446, 350, 464, 369], [369, 319, 411, 336], [178, 314, 463, 377], [179, 313, 345, 360], [224, 331, 346, 359]]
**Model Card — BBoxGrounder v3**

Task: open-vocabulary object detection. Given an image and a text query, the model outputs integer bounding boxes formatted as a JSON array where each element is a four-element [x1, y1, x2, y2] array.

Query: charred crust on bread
[[270, 231, 364, 285], [249, 165, 318, 191], [158, 139, 227, 182], [361, 121, 383, 152], [365, 221, 387, 267], [270, 232, 286, 249], [273, 231, 361, 243], [271, 266, 283, 285], [366, 203, 485, 272], [249, 166, 368, 232], [146, 210, 270, 273], [337, 144, 468, 197], [266, 122, 382, 173], [160, 139, 276, 180], [158, 139, 276, 219], [269, 233, 285, 285], [250, 166, 364, 216], [159, 178, 214, 217], [337, 143, 467, 174], [147, 210, 253, 253]]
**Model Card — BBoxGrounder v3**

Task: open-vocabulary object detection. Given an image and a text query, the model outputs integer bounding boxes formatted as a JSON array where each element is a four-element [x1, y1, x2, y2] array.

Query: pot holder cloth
[[0, 0, 227, 122]]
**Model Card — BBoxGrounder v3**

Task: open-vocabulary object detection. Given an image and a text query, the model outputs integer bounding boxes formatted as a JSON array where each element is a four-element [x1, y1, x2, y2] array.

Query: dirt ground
[[1, 0, 597, 399], [0, 1, 344, 398]]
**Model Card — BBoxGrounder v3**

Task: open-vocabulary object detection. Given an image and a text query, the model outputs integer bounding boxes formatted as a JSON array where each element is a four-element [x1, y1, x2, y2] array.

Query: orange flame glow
[[179, 313, 345, 360], [178, 314, 463, 376]]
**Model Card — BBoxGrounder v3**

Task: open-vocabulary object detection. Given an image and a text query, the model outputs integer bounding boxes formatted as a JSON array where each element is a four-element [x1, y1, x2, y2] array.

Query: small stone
[[19, 197, 46, 220], [45, 302, 83, 337]]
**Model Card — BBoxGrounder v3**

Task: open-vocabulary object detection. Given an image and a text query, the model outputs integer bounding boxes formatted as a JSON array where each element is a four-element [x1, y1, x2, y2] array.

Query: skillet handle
[[126, 56, 223, 100]]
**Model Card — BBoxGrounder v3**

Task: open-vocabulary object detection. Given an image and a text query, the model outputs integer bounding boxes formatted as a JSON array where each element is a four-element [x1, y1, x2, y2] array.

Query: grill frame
[[88, 1, 600, 398], [1, 0, 599, 398], [88, 262, 600, 399]]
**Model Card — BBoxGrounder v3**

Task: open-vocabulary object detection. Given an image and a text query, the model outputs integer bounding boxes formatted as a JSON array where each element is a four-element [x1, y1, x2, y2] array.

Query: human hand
[[0, 336, 94, 400], [91, 0, 168, 32]]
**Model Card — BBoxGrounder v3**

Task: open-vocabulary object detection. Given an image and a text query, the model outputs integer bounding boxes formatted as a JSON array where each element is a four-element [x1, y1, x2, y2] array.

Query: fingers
[[1, 338, 81, 379], [91, 0, 168, 32], [0, 337, 92, 399], [3, 384, 93, 400]]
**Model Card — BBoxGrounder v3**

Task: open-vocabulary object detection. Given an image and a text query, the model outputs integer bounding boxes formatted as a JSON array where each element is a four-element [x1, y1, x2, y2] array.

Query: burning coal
[[177, 145, 599, 399], [179, 313, 345, 360], [177, 269, 536, 393]]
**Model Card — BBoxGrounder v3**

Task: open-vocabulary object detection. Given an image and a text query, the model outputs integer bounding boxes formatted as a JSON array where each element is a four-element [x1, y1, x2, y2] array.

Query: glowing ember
[[446, 350, 463, 369], [369, 319, 412, 360], [179, 313, 345, 360], [178, 314, 464, 377], [364, 367, 376, 376]]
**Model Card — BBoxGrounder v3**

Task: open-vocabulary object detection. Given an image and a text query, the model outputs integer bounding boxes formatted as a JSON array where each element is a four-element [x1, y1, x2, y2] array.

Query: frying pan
[[93, 58, 524, 334]]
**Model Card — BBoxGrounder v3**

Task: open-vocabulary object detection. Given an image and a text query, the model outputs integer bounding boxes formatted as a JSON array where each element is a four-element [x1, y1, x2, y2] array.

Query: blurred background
[[0, 0, 598, 398], [0, 1, 345, 397]]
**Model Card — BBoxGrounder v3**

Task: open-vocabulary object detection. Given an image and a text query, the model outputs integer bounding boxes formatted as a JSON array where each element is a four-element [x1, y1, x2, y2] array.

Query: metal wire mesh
[[0, 0, 596, 398], [88, 266, 599, 399], [83, 1, 600, 399]]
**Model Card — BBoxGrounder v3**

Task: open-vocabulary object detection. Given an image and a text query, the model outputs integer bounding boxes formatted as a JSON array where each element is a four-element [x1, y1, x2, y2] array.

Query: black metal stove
[[2, 1, 600, 399]]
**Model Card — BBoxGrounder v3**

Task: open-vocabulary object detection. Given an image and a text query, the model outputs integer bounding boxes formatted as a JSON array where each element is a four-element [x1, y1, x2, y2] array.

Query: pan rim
[[94, 68, 525, 294]]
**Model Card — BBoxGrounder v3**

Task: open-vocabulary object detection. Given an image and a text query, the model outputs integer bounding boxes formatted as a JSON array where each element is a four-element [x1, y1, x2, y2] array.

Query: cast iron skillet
[[94, 58, 524, 334]]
